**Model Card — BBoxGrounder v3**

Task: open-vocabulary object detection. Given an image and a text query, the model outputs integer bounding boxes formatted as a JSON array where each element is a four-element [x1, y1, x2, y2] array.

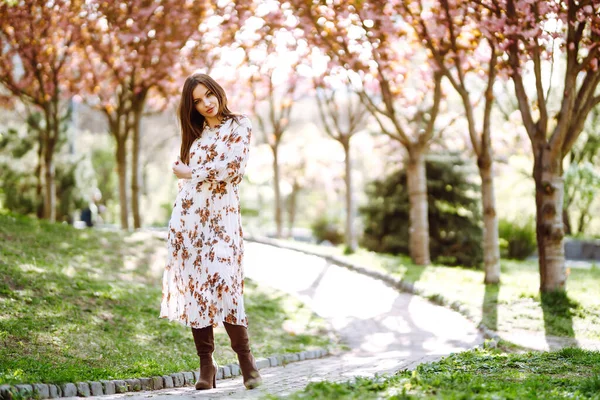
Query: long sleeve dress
[[160, 115, 252, 329]]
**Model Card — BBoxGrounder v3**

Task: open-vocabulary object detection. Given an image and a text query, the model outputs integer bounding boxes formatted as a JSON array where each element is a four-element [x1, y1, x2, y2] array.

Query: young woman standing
[[160, 73, 262, 390]]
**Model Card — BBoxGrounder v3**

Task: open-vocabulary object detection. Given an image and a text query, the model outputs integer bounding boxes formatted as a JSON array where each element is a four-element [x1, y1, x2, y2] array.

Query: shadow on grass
[[540, 290, 576, 348], [244, 279, 331, 356], [482, 283, 500, 332], [379, 253, 428, 290]]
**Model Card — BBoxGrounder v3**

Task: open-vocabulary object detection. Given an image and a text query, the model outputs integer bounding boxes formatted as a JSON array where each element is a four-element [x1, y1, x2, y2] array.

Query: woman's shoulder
[[233, 114, 251, 126], [225, 114, 251, 131]]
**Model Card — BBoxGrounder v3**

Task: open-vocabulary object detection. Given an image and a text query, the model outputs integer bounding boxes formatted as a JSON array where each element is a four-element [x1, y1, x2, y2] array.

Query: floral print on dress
[[160, 115, 252, 329]]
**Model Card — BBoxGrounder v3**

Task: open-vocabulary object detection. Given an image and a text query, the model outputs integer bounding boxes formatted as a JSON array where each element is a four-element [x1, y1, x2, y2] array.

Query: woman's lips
[[207, 106, 215, 114]]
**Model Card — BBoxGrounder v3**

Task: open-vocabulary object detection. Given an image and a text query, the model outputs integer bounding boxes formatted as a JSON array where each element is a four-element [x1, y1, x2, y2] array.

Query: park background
[[1, 0, 600, 399]]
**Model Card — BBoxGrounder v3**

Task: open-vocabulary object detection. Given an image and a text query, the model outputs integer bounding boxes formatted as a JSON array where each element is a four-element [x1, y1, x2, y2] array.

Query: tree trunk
[[343, 139, 356, 252], [42, 143, 56, 222], [287, 180, 300, 238], [576, 209, 588, 236], [41, 111, 58, 222], [406, 147, 430, 265], [36, 136, 44, 219], [479, 155, 501, 283], [272, 142, 283, 238], [534, 145, 566, 292], [116, 139, 129, 230], [130, 106, 143, 229], [562, 209, 572, 236]]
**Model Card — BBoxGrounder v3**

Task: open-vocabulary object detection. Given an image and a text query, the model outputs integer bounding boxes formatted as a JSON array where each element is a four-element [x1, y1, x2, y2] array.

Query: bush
[[359, 154, 483, 267], [311, 216, 344, 245], [498, 218, 537, 260]]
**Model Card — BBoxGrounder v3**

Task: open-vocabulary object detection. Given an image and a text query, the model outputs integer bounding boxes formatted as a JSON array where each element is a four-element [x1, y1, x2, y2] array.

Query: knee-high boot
[[223, 322, 263, 389], [191, 326, 217, 390]]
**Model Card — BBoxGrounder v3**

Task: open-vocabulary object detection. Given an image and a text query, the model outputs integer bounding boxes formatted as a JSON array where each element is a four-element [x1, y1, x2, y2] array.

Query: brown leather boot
[[191, 326, 217, 390], [223, 322, 263, 389]]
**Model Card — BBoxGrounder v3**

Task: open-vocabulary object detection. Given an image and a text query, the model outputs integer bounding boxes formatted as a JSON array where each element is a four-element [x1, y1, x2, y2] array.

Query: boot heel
[[213, 374, 217, 388]]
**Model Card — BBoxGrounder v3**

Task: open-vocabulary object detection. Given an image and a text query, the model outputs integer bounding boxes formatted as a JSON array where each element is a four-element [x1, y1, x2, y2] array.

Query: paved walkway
[[85, 242, 483, 399]]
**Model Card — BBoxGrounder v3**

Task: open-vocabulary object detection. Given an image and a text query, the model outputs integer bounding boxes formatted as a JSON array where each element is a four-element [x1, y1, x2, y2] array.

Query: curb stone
[[0, 348, 329, 399], [221, 365, 231, 379], [151, 376, 163, 390], [113, 380, 127, 394], [161, 375, 174, 389], [88, 382, 103, 397], [255, 358, 270, 369], [49, 384, 61, 398], [75, 382, 90, 397], [14, 385, 32, 398], [124, 379, 141, 392], [61, 383, 77, 397], [99, 381, 114, 395], [138, 378, 152, 391], [33, 384, 49, 399], [170, 373, 184, 388], [247, 236, 504, 345], [228, 364, 241, 377], [182, 372, 195, 386]]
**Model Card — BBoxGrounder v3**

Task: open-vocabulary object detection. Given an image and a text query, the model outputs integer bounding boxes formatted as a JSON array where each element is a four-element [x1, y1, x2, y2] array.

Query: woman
[[160, 73, 262, 390]]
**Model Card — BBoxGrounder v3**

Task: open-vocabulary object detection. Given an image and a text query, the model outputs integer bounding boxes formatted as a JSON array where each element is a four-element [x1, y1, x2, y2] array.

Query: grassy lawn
[[0, 212, 336, 385], [265, 239, 600, 342], [278, 346, 600, 399]]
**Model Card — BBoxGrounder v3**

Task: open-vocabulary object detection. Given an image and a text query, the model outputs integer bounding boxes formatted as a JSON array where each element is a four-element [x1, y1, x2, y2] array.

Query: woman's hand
[[172, 157, 192, 179]]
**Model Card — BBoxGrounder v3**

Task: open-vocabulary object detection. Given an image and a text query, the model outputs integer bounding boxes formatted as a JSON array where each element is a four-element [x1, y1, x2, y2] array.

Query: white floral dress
[[160, 115, 252, 329]]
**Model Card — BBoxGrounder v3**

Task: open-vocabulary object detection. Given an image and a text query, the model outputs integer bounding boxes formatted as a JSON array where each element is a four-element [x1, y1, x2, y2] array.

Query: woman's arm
[[191, 116, 252, 184]]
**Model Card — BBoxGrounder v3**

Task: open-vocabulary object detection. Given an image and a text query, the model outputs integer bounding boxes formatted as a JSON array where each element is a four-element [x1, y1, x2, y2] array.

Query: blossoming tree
[[291, 0, 447, 264], [480, 0, 600, 291], [0, 0, 82, 221]]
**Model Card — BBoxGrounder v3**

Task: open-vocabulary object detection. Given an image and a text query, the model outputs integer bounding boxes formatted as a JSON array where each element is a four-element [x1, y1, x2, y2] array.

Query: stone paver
[[73, 242, 483, 399]]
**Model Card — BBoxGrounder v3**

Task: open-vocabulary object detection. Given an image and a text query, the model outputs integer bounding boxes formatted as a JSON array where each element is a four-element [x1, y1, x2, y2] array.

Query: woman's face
[[192, 83, 219, 119]]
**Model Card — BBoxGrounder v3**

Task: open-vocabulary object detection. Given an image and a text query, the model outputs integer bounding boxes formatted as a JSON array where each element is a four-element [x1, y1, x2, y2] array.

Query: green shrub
[[359, 154, 483, 267], [311, 216, 344, 245], [498, 218, 537, 260]]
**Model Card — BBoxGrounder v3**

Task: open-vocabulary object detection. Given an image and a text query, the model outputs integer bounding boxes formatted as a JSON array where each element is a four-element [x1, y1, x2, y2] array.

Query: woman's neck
[[205, 115, 221, 128]]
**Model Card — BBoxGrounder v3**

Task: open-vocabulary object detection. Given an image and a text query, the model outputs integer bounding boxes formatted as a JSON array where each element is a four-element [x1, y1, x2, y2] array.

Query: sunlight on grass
[[0, 214, 339, 385]]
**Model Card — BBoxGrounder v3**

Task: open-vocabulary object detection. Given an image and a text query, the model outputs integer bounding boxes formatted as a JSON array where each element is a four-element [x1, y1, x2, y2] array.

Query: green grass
[[269, 239, 600, 342], [0, 212, 336, 385], [278, 346, 600, 399]]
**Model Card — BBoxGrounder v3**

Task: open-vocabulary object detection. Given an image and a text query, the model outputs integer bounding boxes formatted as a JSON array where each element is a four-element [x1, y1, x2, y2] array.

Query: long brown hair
[[178, 73, 238, 164]]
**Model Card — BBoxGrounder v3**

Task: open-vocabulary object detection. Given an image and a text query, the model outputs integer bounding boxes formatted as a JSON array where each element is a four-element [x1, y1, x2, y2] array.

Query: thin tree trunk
[[116, 139, 129, 230], [562, 209, 572, 235], [272, 142, 282, 238], [479, 155, 501, 283], [41, 110, 58, 222], [406, 147, 430, 265], [534, 145, 566, 292], [576, 210, 588, 236], [42, 144, 56, 222], [343, 139, 355, 252], [130, 105, 143, 229], [36, 135, 44, 219], [287, 180, 299, 238]]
